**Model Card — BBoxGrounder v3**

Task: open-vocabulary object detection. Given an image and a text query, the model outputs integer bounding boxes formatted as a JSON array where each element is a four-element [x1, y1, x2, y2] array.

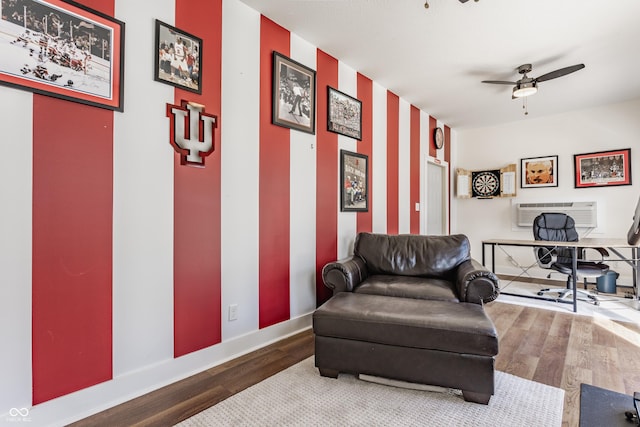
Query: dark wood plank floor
[[484, 301, 640, 427], [69, 331, 314, 427], [72, 301, 640, 427]]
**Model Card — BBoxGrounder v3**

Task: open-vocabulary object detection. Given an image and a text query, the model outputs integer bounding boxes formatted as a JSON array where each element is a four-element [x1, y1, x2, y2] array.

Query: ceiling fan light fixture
[[512, 81, 538, 98]]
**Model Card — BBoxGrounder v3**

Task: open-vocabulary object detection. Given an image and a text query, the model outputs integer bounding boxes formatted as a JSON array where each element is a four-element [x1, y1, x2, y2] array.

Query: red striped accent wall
[[259, 17, 291, 327], [315, 50, 339, 306], [357, 73, 373, 233], [173, 0, 223, 357], [3, 2, 463, 418], [410, 105, 420, 234], [32, 0, 114, 405], [386, 91, 399, 235]]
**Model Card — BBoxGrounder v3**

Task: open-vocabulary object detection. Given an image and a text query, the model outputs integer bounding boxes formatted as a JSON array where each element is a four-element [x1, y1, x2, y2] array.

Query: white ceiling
[[238, 0, 640, 130]]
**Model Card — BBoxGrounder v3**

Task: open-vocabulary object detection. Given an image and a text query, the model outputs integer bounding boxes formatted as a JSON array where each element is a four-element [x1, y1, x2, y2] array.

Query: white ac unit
[[516, 201, 598, 228]]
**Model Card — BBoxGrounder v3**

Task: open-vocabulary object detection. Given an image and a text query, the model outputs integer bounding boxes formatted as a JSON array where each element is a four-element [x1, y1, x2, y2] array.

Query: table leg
[[572, 246, 578, 313], [492, 244, 495, 273], [482, 243, 486, 266], [634, 247, 638, 300]]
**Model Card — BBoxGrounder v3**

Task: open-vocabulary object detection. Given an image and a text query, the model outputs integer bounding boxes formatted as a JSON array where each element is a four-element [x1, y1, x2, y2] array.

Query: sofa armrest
[[455, 259, 500, 304], [322, 256, 368, 295]]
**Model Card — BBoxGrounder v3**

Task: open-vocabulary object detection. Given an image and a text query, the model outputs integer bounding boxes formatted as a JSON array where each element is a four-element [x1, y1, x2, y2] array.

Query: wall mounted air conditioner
[[516, 201, 597, 228]]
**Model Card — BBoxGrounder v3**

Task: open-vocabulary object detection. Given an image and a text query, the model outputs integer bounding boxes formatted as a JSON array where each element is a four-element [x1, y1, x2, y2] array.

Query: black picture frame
[[0, 0, 125, 111], [272, 51, 316, 134], [154, 19, 202, 94], [521, 155, 558, 188], [340, 150, 369, 212], [328, 86, 362, 140], [574, 148, 631, 188]]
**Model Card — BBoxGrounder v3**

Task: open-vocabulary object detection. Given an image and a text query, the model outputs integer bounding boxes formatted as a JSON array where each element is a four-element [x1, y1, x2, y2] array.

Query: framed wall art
[[574, 148, 631, 188], [328, 86, 362, 140], [154, 19, 202, 94], [521, 155, 558, 188], [340, 150, 368, 212], [272, 51, 316, 134], [0, 0, 125, 111]]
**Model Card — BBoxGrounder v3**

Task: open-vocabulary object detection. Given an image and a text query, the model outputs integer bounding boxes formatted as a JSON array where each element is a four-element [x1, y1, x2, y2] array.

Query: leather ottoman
[[313, 292, 499, 404]]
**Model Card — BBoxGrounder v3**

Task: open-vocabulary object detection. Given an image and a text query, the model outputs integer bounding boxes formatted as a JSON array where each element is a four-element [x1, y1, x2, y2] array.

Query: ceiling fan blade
[[482, 80, 517, 85], [535, 64, 585, 82]]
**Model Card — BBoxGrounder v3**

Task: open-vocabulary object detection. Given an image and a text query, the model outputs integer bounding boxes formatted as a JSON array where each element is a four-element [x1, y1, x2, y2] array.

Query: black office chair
[[532, 212, 609, 305]]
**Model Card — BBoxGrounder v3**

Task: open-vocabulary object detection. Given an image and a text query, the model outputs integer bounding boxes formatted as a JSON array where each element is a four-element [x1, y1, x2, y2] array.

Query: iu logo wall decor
[[166, 100, 218, 166]]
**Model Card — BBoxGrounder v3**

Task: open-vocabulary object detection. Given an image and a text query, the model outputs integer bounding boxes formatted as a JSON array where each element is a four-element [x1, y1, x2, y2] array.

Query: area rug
[[175, 357, 564, 427]]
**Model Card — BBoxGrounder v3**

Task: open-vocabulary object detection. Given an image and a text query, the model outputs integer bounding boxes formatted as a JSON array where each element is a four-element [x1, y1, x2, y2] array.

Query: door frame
[[422, 155, 449, 235]]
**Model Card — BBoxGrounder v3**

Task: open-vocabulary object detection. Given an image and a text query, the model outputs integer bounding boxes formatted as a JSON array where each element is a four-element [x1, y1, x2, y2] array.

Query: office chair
[[532, 212, 609, 305]]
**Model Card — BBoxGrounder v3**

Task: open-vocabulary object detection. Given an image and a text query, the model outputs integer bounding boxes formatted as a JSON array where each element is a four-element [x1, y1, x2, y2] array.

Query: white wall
[[453, 97, 640, 284]]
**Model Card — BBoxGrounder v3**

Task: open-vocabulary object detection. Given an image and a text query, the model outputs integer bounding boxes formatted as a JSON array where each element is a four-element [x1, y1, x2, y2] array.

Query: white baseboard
[[21, 313, 312, 427]]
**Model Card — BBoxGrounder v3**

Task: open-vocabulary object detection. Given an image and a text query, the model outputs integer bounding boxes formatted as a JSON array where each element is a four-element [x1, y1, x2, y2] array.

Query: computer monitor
[[628, 194, 640, 245]]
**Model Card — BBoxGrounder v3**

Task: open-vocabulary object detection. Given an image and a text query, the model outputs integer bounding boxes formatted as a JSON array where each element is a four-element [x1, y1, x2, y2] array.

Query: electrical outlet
[[229, 304, 238, 321]]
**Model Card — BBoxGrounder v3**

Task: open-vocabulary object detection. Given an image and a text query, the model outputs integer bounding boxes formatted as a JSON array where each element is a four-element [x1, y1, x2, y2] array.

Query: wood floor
[[72, 301, 640, 427]]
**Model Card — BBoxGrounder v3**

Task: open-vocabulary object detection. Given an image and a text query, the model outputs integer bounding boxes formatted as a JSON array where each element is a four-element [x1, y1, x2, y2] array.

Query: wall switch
[[228, 304, 238, 321]]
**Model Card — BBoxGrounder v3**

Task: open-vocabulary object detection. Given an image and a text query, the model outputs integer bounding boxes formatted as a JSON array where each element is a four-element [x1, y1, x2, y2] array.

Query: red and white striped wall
[[0, 0, 451, 423]]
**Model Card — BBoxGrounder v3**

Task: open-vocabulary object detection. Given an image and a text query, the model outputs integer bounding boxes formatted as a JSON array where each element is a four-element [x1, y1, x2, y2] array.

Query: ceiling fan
[[482, 63, 585, 99]]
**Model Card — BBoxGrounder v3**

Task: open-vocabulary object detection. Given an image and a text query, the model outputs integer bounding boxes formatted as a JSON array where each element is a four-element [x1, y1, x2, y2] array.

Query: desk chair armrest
[[455, 259, 500, 304], [322, 256, 369, 295], [580, 247, 609, 262]]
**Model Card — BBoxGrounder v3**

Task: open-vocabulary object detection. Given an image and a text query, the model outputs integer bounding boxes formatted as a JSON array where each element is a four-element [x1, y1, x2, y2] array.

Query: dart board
[[471, 170, 501, 198]]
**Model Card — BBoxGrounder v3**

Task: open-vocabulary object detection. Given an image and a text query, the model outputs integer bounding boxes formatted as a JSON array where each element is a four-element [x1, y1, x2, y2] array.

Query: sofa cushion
[[354, 233, 471, 278], [354, 275, 459, 302], [313, 292, 498, 357]]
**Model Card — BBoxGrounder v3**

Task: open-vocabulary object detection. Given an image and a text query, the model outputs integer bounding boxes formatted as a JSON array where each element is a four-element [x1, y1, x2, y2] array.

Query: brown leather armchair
[[314, 233, 500, 404], [322, 232, 500, 304]]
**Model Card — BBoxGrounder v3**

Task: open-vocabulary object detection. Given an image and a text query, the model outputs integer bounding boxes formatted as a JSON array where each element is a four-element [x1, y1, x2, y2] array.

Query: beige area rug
[[498, 279, 640, 323], [175, 357, 564, 427]]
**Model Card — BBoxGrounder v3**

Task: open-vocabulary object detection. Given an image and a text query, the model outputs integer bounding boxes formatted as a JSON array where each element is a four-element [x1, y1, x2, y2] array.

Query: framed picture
[[328, 86, 362, 140], [272, 51, 316, 134], [521, 155, 558, 188], [154, 20, 202, 94], [574, 148, 631, 188], [0, 0, 124, 111], [340, 150, 368, 212]]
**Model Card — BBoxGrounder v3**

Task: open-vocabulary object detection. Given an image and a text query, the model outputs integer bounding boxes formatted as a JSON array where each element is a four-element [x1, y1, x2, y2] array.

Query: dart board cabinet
[[456, 164, 517, 199]]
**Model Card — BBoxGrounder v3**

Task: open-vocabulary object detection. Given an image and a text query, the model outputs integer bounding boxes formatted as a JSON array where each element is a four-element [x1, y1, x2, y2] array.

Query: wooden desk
[[482, 238, 640, 313]]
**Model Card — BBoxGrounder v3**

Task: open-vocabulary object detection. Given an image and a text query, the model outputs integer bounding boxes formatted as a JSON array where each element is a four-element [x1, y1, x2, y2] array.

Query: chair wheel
[[594, 301, 600, 306]]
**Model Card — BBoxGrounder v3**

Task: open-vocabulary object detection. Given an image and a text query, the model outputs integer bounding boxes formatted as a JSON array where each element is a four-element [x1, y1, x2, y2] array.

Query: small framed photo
[[521, 155, 558, 188], [328, 86, 362, 140], [574, 148, 631, 188], [0, 0, 125, 111], [340, 150, 368, 212], [154, 20, 202, 94], [272, 51, 316, 134]]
